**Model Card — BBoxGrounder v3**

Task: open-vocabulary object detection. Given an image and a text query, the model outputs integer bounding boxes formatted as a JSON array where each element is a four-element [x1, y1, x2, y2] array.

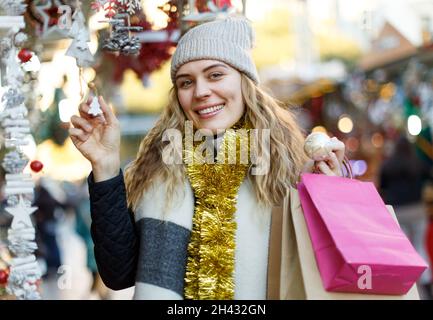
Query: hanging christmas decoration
[[65, 2, 94, 67], [3, 45, 25, 88], [91, 0, 142, 17], [62, 0, 99, 127], [0, 15, 42, 300], [0, 0, 27, 15], [1, 88, 25, 110], [14, 32, 28, 46], [86, 82, 103, 116], [0, 268, 9, 285], [304, 132, 333, 161], [17, 48, 33, 63], [91, 0, 143, 55], [29, 160, 44, 173], [88, 97, 103, 116], [101, 2, 179, 84], [25, 0, 69, 39], [120, 0, 142, 15], [102, 12, 142, 55], [5, 199, 38, 230]]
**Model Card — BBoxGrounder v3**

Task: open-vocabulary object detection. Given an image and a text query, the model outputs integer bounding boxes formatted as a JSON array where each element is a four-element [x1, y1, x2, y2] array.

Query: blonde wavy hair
[[124, 73, 308, 211]]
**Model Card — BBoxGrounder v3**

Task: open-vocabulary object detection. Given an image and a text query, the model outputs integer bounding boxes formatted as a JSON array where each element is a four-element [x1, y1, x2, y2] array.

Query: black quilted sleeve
[[88, 170, 138, 290]]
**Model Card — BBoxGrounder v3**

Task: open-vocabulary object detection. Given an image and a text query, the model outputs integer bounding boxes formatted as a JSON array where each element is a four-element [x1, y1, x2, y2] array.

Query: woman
[[69, 17, 346, 300]]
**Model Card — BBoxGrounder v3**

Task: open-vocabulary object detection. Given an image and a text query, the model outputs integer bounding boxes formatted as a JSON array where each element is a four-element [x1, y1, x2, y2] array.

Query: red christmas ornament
[[0, 269, 8, 285], [30, 160, 44, 173], [18, 48, 33, 63], [44, 3, 61, 27]]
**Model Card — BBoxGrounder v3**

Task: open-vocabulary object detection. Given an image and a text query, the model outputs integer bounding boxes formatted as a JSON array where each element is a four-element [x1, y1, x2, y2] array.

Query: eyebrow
[[175, 63, 228, 80]]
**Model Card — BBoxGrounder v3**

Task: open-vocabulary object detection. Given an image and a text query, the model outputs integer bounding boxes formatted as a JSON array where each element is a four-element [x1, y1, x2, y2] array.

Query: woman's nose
[[194, 79, 211, 99]]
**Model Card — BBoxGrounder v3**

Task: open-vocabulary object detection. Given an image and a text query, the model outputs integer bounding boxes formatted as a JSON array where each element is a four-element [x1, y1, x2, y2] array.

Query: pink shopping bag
[[297, 173, 428, 295]]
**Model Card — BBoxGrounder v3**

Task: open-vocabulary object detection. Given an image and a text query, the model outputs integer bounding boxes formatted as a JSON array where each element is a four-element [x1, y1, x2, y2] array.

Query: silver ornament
[[7, 195, 19, 207], [14, 32, 28, 47], [8, 241, 38, 257], [304, 132, 333, 161], [0, 0, 27, 15], [2, 151, 29, 173], [0, 37, 12, 56], [2, 88, 25, 109], [6, 269, 41, 300], [103, 13, 142, 55]]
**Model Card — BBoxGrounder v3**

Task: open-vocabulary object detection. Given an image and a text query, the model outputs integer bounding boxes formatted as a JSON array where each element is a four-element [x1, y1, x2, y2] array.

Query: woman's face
[[175, 59, 245, 134]]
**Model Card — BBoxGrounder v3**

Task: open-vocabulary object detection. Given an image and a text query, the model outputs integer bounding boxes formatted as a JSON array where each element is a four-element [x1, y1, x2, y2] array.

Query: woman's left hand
[[302, 137, 346, 177]]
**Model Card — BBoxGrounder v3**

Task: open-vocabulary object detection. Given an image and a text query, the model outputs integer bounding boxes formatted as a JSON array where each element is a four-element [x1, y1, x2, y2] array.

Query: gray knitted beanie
[[170, 16, 259, 84]]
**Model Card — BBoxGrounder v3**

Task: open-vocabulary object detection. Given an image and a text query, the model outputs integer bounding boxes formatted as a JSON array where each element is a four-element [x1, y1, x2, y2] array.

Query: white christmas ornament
[[304, 132, 333, 161], [33, 0, 69, 39], [14, 32, 28, 46], [5, 198, 37, 229], [66, 7, 94, 67], [92, 0, 142, 15], [118, 0, 142, 15], [0, 22, 42, 300], [88, 96, 103, 116], [22, 55, 41, 72], [4, 47, 25, 88]]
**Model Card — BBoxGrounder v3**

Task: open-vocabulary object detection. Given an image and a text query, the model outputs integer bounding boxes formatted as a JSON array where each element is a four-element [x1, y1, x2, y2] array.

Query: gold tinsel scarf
[[184, 118, 251, 300]]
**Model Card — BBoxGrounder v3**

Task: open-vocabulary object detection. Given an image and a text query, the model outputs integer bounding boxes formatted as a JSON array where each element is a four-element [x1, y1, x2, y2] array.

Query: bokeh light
[[346, 136, 360, 152], [407, 115, 422, 136], [338, 115, 353, 133], [371, 132, 384, 148]]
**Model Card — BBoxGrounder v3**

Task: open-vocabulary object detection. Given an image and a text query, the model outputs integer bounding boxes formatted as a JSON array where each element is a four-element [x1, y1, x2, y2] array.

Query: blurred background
[[1, 0, 433, 300]]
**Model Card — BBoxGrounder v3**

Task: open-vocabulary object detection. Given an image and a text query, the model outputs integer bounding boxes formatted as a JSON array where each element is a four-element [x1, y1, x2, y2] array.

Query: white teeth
[[197, 104, 224, 115]]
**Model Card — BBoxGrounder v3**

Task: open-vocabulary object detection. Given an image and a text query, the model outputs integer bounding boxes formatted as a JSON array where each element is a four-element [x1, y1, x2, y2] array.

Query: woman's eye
[[209, 72, 223, 79], [180, 80, 192, 88]]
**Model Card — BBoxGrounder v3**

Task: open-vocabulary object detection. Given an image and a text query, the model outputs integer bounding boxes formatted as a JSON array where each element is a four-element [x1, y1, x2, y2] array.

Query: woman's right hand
[[69, 96, 121, 182]]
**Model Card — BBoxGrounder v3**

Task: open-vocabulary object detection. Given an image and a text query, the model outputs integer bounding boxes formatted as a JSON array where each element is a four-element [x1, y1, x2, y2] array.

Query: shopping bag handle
[[342, 156, 353, 179]]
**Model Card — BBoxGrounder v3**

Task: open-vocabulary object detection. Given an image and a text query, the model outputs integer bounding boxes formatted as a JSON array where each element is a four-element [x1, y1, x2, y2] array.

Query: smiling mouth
[[196, 104, 225, 116]]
